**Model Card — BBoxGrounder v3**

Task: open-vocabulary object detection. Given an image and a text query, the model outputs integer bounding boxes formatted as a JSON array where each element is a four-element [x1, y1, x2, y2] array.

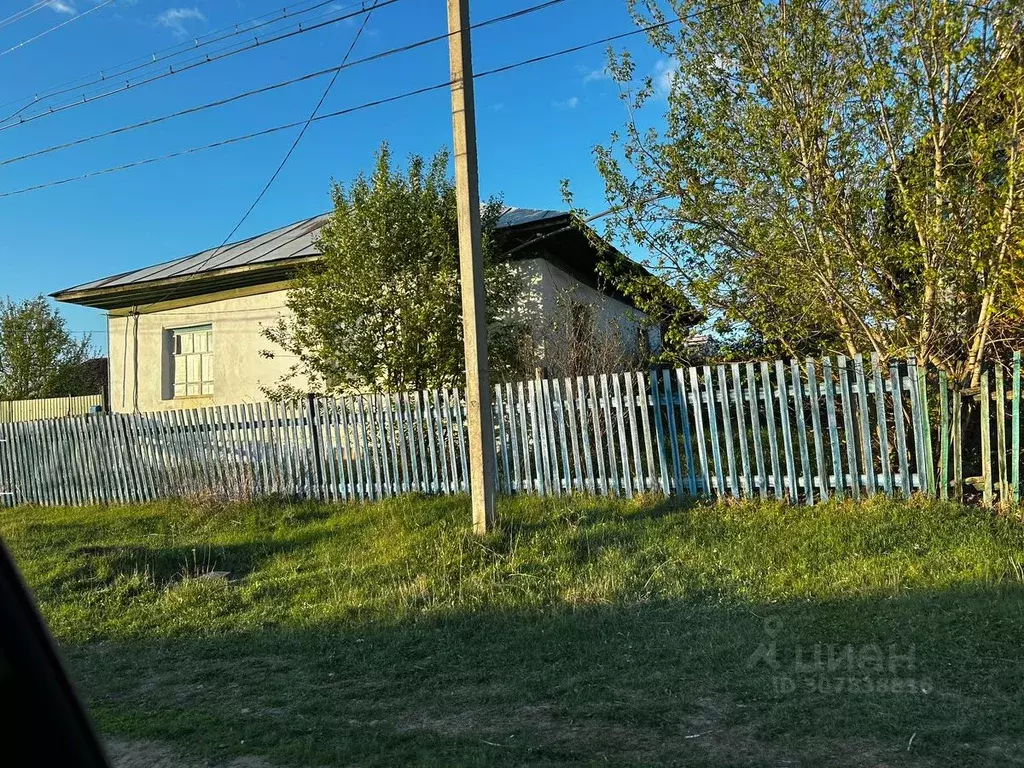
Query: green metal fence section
[[0, 393, 104, 423], [0, 353, 1019, 508]]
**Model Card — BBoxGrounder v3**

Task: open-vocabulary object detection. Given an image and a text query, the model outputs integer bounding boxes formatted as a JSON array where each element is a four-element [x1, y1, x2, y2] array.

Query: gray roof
[[56, 207, 567, 297]]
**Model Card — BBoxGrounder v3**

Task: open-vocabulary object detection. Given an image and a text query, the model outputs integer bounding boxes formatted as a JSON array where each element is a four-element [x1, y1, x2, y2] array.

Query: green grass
[[3, 494, 1024, 766]]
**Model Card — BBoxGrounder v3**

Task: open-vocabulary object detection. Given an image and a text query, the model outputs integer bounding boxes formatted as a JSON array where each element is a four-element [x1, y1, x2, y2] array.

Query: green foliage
[[263, 144, 528, 395], [588, 0, 1024, 383], [0, 295, 94, 400]]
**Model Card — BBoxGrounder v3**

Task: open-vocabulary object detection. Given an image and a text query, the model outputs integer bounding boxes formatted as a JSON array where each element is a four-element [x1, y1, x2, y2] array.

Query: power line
[[0, 0, 569, 170], [164, 0, 382, 309], [0, 0, 116, 59], [0, 0, 404, 131], [0, 0, 57, 31], [0, 8, 718, 201], [0, 0, 369, 120]]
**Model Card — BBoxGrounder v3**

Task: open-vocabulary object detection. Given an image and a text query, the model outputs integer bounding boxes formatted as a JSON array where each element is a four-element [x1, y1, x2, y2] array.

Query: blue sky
[[0, 0, 671, 353]]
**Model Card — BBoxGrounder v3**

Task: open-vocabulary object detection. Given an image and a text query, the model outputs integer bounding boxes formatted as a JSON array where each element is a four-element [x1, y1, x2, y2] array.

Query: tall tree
[[0, 296, 93, 400], [587, 0, 1024, 385], [263, 144, 528, 395]]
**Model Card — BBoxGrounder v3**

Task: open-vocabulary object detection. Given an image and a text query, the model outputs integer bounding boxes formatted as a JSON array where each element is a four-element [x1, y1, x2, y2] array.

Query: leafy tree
[[0, 296, 94, 400], [585, 0, 1024, 386], [263, 144, 528, 395]]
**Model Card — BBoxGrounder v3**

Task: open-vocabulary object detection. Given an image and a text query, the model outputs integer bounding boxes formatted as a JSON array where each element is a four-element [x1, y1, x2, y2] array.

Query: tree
[[0, 296, 94, 400], [263, 144, 528, 395], [586, 0, 1024, 386]]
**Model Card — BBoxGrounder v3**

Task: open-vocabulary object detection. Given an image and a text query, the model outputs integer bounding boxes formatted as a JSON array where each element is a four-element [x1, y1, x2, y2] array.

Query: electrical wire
[[142, 0, 383, 312], [0, 0, 58, 31], [0, 0, 405, 130], [0, 0, 374, 121], [0, 0, 116, 59], [0, 0, 569, 169], [0, 10, 701, 201]]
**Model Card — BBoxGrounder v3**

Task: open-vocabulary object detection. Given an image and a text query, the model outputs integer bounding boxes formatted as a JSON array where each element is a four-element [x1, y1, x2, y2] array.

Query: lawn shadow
[[64, 582, 1024, 768]]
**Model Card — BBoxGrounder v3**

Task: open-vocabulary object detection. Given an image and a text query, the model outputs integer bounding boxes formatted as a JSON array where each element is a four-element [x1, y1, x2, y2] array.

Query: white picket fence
[[0, 356, 937, 508]]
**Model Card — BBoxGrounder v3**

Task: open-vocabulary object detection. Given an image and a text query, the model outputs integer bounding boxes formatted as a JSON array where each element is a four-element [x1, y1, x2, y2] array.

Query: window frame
[[169, 324, 214, 399]]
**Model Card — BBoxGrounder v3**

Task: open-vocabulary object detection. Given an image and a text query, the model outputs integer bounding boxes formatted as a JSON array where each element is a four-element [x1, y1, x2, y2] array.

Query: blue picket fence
[[0, 353, 959, 508]]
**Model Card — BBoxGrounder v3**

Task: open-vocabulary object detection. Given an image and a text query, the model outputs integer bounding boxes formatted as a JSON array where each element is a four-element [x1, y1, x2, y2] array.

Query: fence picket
[[553, 378, 572, 494], [495, 386, 511, 495], [650, 373, 670, 495], [818, 360, 840, 497], [982, 370, 993, 505], [1015, 352, 1022, 503], [745, 364, 767, 498], [688, 368, 711, 495], [675, 369, 698, 495], [952, 387, 963, 501], [837, 357, 861, 499], [906, 359, 926, 494], [514, 383, 531, 494], [503, 385, 521, 494], [789, 361, 813, 505], [996, 367, 1008, 502], [541, 378, 559, 495], [587, 376, 606, 495], [890, 364, 912, 497], [870, 354, 893, 496], [717, 366, 739, 496], [775, 361, 798, 501], [338, 398, 355, 500], [805, 361, 827, 502], [624, 374, 644, 494], [532, 380, 548, 494], [920, 368, 935, 496], [612, 374, 633, 498], [354, 396, 371, 499], [565, 378, 584, 492], [662, 371, 684, 494], [760, 361, 783, 500], [600, 375, 620, 496], [939, 373, 950, 502], [731, 364, 752, 497], [637, 372, 656, 493], [577, 377, 595, 494], [854, 354, 877, 497]]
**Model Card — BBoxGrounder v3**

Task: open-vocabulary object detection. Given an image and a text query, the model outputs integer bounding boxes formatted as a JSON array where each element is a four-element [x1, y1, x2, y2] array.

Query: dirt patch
[[105, 740, 275, 768]]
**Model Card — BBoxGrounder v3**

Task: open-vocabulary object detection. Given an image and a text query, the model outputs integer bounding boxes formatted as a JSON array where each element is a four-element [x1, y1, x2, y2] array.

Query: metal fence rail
[[0, 354, 1015, 508]]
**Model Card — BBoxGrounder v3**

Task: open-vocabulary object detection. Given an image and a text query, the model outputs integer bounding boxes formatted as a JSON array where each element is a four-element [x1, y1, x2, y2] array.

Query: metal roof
[[55, 207, 567, 299]]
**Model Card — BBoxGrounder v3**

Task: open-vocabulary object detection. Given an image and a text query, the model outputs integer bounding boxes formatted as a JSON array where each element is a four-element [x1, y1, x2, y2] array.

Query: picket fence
[[0, 393, 104, 424], [0, 353, 1019, 508]]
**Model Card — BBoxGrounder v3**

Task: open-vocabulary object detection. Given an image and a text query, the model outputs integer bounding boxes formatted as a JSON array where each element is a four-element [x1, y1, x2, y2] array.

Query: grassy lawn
[[2, 493, 1024, 767]]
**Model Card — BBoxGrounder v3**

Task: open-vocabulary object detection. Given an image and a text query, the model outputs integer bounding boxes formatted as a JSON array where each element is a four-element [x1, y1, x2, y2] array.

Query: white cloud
[[50, 0, 77, 15], [553, 96, 580, 110], [156, 7, 206, 37], [654, 57, 680, 96], [577, 64, 611, 85]]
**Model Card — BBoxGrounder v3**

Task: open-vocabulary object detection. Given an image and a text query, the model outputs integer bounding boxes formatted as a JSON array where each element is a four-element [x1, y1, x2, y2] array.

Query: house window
[[171, 325, 214, 398]]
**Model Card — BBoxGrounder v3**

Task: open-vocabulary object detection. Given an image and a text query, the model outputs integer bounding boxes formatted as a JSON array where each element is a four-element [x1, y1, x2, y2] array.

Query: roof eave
[[52, 256, 322, 310]]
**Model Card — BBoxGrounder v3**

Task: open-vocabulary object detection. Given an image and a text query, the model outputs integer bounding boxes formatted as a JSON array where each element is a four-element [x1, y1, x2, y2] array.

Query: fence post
[[307, 393, 325, 500], [1014, 352, 1021, 503], [981, 371, 993, 506]]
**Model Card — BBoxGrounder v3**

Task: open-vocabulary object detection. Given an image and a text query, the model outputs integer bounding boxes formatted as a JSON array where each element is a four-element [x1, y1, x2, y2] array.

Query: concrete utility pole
[[447, 0, 495, 534]]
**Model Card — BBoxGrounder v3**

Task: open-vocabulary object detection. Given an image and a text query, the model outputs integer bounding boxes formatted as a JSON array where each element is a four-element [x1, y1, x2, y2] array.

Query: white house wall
[[106, 261, 657, 413], [107, 289, 304, 414], [512, 257, 657, 364]]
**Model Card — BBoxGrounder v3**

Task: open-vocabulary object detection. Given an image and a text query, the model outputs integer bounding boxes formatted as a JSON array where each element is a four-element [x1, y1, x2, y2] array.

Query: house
[[53, 208, 661, 413]]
